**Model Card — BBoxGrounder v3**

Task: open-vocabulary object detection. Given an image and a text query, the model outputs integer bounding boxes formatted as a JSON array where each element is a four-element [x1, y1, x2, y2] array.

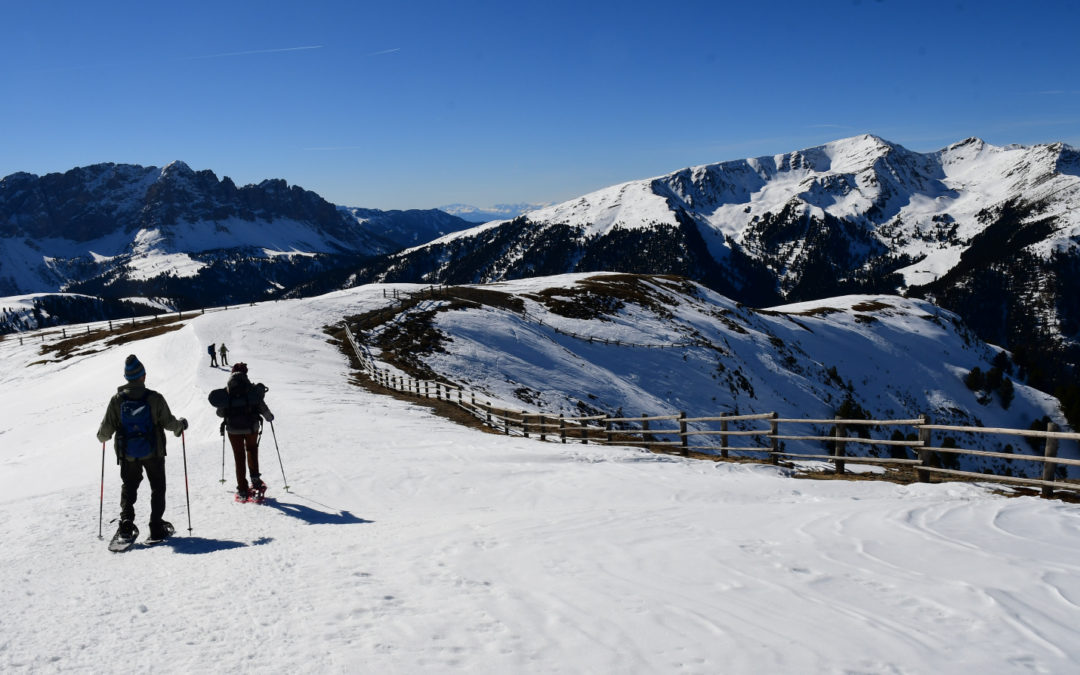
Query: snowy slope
[[5, 285, 1080, 673], [365, 273, 1069, 475]]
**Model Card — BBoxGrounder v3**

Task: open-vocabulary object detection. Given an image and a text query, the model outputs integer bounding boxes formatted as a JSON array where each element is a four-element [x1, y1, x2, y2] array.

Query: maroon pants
[[228, 432, 261, 490]]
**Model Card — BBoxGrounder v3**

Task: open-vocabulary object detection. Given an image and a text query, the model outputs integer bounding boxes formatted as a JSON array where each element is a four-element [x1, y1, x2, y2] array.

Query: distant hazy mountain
[[438, 202, 551, 223], [339, 207, 475, 249]]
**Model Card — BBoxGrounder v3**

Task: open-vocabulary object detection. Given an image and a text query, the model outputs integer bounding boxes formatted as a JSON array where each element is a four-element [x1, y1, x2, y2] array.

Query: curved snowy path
[[2, 288, 1080, 673]]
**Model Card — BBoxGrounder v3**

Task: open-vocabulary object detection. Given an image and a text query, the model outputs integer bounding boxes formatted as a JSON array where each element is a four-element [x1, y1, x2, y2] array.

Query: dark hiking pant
[[229, 432, 261, 490], [119, 456, 166, 525]]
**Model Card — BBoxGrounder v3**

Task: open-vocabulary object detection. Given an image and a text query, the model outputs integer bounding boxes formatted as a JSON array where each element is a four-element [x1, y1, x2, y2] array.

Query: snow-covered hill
[[350, 273, 1071, 477], [4, 285, 1080, 672]]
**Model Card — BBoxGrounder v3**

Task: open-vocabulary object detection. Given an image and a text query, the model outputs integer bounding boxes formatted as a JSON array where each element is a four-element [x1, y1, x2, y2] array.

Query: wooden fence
[[2, 302, 258, 347], [342, 322, 1080, 500]]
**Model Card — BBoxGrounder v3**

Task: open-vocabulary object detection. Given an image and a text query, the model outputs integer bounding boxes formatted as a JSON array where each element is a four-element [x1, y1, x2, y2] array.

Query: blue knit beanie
[[124, 355, 146, 381]]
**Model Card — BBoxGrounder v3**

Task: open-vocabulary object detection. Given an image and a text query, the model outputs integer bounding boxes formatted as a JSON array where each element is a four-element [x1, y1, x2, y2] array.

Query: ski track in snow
[[2, 288, 1080, 673]]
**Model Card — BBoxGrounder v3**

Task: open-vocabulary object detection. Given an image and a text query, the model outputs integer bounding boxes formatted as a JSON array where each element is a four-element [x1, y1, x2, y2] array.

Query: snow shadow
[[157, 535, 260, 555], [262, 497, 371, 526]]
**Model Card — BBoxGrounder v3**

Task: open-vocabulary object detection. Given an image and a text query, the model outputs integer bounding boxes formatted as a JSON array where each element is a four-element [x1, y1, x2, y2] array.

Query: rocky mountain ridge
[[0, 161, 474, 305]]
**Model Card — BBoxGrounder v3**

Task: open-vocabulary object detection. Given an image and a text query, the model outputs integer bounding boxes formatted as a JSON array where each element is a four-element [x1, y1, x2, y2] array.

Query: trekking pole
[[98, 442, 106, 539], [219, 432, 226, 484], [268, 420, 290, 492], [181, 431, 193, 534]]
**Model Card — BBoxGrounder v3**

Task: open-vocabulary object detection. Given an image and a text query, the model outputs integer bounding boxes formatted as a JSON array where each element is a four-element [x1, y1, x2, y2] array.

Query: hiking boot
[[236, 486, 250, 502], [117, 519, 135, 538], [149, 520, 173, 541], [251, 477, 266, 493]]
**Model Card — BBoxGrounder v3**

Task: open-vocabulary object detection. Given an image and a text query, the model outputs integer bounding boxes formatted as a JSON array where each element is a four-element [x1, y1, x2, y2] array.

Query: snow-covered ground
[[3, 286, 1080, 673]]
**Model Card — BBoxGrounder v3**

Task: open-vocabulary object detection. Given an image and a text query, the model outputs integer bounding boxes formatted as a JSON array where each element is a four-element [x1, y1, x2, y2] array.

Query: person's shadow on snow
[[160, 535, 264, 554], [262, 496, 371, 526]]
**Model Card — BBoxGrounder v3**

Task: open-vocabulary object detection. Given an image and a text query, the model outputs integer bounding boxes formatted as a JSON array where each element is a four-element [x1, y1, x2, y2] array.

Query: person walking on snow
[[215, 363, 274, 501], [96, 355, 188, 543], [207, 343, 218, 367], [218, 343, 229, 366]]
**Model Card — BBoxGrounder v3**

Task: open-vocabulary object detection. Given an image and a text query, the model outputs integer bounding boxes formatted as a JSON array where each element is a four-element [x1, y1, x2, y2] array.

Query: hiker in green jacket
[[218, 343, 229, 366], [96, 355, 188, 542]]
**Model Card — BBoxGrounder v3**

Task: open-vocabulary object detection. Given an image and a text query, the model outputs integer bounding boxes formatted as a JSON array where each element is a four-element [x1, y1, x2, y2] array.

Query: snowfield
[[3, 286, 1080, 673]]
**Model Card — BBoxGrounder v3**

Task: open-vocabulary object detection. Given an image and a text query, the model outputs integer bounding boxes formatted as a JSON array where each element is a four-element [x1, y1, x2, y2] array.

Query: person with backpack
[[218, 343, 229, 366], [96, 355, 188, 544], [215, 363, 274, 501], [207, 343, 218, 367]]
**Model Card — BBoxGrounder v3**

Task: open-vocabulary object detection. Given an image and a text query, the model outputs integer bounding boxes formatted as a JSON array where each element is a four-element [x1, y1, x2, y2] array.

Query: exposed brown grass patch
[[36, 316, 189, 363]]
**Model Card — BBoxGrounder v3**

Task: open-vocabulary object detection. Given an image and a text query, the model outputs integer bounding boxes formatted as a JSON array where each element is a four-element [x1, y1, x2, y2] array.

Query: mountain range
[[0, 161, 475, 307], [3, 135, 1079, 422]]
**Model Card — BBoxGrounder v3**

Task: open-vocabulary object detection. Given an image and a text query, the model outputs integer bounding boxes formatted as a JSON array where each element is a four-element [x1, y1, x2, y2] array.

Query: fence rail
[[341, 322, 1080, 500], [2, 302, 258, 347]]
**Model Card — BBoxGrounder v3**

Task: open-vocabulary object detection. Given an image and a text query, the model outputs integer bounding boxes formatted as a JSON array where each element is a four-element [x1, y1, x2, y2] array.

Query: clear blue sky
[[2, 0, 1077, 210]]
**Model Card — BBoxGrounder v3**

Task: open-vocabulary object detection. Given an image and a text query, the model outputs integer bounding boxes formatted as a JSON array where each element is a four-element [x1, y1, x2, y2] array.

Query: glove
[[264, 412, 275, 422], [174, 418, 188, 436]]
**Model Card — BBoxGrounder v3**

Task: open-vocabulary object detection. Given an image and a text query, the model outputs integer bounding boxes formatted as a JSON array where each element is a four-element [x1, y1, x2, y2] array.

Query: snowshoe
[[108, 522, 139, 552], [146, 521, 175, 544], [251, 480, 267, 504]]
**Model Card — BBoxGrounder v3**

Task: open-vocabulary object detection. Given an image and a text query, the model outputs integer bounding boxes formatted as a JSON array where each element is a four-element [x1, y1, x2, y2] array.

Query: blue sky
[[2, 0, 1077, 210]]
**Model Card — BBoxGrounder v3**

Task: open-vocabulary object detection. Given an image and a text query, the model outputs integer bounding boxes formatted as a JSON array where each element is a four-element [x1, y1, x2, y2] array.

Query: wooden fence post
[[604, 415, 613, 445], [917, 415, 931, 483], [1041, 422, 1060, 499], [641, 414, 649, 451], [679, 412, 688, 456], [720, 415, 729, 459], [523, 411, 530, 438], [834, 415, 846, 475], [539, 414, 547, 442], [559, 415, 566, 444], [769, 412, 779, 465]]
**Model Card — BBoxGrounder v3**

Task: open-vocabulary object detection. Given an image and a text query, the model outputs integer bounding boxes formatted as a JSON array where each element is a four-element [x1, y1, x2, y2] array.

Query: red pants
[[229, 433, 261, 490]]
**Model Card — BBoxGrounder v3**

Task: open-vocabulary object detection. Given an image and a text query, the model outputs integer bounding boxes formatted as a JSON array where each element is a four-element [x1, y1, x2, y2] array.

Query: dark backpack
[[223, 374, 267, 430], [118, 392, 154, 460]]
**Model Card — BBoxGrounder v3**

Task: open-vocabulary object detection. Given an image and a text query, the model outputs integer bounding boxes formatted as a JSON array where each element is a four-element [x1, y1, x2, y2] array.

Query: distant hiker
[[218, 343, 229, 366], [208, 343, 218, 367], [215, 362, 274, 502], [96, 355, 188, 544]]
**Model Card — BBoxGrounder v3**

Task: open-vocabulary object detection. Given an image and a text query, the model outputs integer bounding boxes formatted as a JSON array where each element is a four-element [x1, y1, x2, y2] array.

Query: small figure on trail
[[207, 343, 218, 367], [215, 363, 274, 502], [218, 343, 229, 366], [96, 355, 188, 546]]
